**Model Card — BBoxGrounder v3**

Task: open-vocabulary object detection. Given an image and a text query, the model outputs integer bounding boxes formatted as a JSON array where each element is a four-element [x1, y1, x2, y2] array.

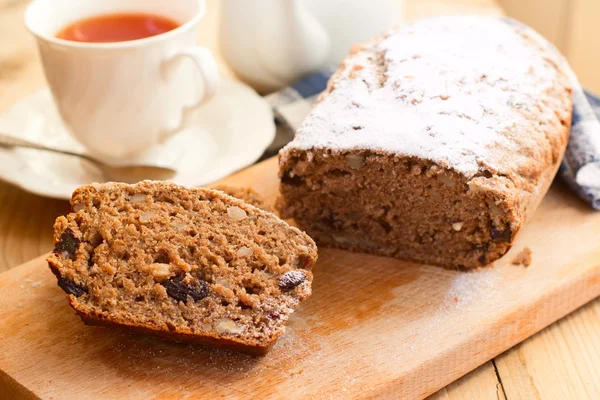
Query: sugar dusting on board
[[382, 266, 504, 360], [283, 16, 570, 177], [443, 268, 502, 308]]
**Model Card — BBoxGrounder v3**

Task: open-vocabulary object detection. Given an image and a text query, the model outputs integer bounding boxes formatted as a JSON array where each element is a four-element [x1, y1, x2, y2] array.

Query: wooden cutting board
[[1, 157, 600, 400]]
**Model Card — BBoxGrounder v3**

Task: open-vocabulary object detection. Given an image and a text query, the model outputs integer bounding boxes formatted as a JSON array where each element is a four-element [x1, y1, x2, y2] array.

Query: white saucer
[[0, 79, 275, 200]]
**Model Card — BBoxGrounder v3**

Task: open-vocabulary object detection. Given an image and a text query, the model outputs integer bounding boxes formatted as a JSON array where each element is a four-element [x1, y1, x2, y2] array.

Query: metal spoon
[[0, 132, 177, 183]]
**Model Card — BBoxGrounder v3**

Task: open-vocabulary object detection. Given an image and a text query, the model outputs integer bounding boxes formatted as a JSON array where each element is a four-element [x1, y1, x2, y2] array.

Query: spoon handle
[[0, 132, 97, 164], [0, 132, 177, 182]]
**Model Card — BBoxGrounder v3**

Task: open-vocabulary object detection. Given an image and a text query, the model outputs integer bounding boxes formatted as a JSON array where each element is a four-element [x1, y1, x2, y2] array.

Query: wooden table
[[1, 0, 598, 398]]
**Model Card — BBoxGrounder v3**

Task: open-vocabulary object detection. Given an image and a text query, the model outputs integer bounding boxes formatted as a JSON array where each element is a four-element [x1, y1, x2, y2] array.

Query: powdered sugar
[[284, 17, 570, 177]]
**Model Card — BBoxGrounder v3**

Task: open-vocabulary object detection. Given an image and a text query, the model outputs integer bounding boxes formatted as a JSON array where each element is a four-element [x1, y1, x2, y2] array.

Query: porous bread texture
[[47, 181, 317, 354], [278, 17, 572, 269], [211, 185, 273, 212]]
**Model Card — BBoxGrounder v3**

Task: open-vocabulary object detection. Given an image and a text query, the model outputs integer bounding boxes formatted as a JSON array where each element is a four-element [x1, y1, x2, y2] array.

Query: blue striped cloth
[[266, 70, 600, 210], [560, 90, 600, 209]]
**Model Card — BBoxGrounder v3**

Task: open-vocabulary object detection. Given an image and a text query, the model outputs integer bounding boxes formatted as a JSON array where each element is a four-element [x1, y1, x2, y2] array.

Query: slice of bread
[[47, 181, 317, 354], [211, 185, 274, 212]]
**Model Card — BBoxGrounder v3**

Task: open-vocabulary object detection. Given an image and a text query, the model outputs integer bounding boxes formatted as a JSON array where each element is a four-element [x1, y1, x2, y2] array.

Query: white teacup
[[25, 0, 219, 164]]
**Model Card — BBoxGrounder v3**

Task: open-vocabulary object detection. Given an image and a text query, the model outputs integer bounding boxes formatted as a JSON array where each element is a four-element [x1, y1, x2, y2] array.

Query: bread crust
[[76, 309, 274, 356]]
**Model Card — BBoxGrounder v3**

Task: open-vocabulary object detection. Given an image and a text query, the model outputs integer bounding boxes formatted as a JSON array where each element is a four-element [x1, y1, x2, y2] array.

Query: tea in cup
[[25, 0, 219, 164]]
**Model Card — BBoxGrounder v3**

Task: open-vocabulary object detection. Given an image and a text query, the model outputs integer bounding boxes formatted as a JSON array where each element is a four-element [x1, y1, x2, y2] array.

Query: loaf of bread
[[277, 17, 572, 269], [47, 181, 317, 354]]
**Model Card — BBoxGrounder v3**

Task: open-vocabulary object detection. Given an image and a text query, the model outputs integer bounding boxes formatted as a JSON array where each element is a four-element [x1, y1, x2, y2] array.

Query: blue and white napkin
[[559, 88, 600, 209], [265, 70, 600, 211]]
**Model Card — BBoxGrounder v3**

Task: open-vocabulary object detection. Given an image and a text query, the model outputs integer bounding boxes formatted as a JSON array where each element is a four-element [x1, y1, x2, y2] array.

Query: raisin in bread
[[277, 17, 572, 269], [47, 181, 317, 354]]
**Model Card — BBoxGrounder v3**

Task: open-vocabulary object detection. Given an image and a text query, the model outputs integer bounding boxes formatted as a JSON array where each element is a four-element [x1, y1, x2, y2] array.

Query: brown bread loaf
[[277, 17, 572, 269]]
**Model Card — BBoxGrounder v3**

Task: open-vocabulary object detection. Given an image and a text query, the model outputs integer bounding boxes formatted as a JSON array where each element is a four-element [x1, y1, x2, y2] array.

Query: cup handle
[[160, 46, 219, 142]]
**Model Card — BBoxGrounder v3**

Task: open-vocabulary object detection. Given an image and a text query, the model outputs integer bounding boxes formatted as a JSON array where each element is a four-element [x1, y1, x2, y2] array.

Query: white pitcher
[[219, 0, 329, 94], [305, 0, 405, 66], [219, 0, 404, 93]]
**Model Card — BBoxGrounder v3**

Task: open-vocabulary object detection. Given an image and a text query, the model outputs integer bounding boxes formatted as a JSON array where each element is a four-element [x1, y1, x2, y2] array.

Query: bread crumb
[[31, 281, 42, 288], [511, 247, 532, 267]]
